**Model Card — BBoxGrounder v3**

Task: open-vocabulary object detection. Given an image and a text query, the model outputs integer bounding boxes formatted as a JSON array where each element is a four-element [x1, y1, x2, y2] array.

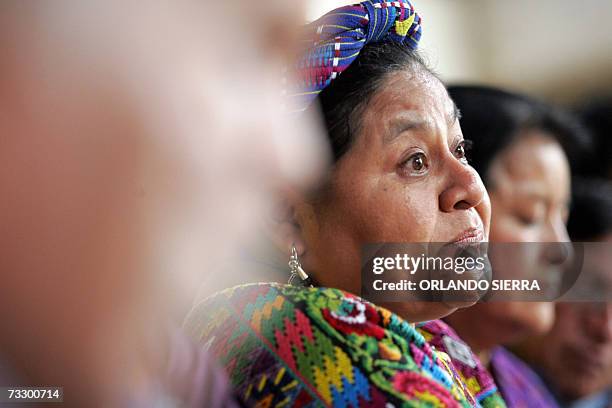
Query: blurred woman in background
[[515, 178, 612, 408], [440, 85, 590, 408]]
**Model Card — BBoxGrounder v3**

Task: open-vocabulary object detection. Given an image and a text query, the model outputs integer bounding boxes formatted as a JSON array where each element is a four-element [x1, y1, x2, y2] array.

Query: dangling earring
[[288, 244, 313, 287]]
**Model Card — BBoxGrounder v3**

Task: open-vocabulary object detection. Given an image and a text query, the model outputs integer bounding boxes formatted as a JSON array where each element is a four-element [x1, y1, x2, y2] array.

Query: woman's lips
[[451, 227, 484, 243]]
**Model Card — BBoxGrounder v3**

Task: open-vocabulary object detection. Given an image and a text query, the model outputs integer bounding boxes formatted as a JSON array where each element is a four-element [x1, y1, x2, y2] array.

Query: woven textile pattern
[[288, 0, 422, 112], [417, 321, 507, 408], [185, 283, 479, 407]]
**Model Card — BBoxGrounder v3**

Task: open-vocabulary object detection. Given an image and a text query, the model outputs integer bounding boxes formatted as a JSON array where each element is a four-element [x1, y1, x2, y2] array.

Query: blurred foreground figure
[[516, 179, 612, 408], [0, 1, 325, 406]]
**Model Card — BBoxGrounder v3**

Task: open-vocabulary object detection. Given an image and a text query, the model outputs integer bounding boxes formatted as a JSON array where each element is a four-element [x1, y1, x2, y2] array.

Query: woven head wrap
[[289, 0, 422, 112]]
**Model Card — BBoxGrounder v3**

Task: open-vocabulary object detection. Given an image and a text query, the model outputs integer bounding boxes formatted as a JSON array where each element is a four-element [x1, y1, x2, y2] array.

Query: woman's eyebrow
[[384, 113, 426, 143]]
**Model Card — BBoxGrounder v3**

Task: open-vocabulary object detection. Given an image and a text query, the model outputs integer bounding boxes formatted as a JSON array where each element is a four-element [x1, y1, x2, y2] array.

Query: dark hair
[[447, 85, 592, 186], [577, 97, 612, 178], [567, 177, 612, 240], [311, 41, 434, 161]]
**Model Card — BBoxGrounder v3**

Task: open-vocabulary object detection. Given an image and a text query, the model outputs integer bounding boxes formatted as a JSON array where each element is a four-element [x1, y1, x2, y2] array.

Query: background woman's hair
[[567, 177, 612, 241], [448, 85, 592, 187], [311, 42, 435, 161], [577, 97, 612, 178]]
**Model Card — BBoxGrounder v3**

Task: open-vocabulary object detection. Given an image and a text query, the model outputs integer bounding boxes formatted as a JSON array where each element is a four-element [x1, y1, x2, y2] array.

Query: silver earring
[[288, 244, 313, 287]]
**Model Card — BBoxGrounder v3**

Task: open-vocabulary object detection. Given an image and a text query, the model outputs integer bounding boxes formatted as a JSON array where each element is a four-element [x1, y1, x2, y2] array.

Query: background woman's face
[[488, 130, 571, 244], [294, 69, 491, 322], [516, 234, 612, 400], [447, 131, 572, 349]]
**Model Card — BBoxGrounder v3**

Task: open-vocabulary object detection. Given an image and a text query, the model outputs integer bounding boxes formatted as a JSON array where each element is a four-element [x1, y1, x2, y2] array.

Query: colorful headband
[[288, 0, 422, 112]]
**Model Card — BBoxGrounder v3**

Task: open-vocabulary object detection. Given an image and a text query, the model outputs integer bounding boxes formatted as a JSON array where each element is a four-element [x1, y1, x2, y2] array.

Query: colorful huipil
[[185, 283, 481, 407]]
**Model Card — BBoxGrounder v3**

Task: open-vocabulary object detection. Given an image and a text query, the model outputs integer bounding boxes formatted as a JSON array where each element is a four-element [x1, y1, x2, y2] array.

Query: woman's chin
[[439, 285, 484, 309], [442, 298, 478, 311]]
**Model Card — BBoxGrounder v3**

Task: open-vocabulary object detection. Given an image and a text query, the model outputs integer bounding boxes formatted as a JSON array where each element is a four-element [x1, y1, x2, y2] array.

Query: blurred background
[[308, 0, 612, 105]]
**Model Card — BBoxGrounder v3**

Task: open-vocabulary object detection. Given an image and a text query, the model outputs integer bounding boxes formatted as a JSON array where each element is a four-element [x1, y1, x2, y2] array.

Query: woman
[[515, 178, 612, 408], [185, 1, 496, 406], [438, 85, 590, 407]]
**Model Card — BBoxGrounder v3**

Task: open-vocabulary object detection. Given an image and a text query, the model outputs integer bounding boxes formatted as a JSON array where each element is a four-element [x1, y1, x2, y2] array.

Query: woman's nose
[[546, 214, 571, 243], [542, 216, 572, 264], [439, 158, 486, 213]]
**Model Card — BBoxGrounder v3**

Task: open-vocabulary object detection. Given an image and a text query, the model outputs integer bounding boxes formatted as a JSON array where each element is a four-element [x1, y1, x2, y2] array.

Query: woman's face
[[293, 68, 490, 322], [516, 234, 612, 400], [447, 131, 571, 351]]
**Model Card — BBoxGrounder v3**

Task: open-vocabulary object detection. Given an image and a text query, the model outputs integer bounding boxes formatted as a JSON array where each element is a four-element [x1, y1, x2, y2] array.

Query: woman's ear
[[265, 191, 308, 258]]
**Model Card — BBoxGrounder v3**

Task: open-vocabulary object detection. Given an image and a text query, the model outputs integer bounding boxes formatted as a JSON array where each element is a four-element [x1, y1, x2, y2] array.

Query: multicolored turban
[[289, 0, 422, 112]]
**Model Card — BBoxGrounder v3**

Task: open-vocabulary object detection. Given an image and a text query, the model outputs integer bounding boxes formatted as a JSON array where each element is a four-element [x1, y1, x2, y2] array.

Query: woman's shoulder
[[185, 283, 476, 407], [186, 282, 432, 362]]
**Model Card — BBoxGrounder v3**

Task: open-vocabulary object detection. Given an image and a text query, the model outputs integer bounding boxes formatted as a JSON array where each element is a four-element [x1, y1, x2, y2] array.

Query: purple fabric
[[163, 327, 241, 408], [490, 347, 560, 408]]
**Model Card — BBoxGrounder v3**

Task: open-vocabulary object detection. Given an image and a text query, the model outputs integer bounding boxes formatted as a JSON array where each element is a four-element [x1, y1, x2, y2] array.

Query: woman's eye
[[516, 210, 544, 227], [412, 154, 425, 171], [456, 144, 465, 157], [454, 139, 473, 162], [400, 152, 429, 175], [517, 214, 539, 226]]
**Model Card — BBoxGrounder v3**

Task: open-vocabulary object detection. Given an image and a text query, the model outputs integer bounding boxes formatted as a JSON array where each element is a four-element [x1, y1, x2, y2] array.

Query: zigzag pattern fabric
[[185, 283, 479, 407], [288, 0, 422, 112]]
